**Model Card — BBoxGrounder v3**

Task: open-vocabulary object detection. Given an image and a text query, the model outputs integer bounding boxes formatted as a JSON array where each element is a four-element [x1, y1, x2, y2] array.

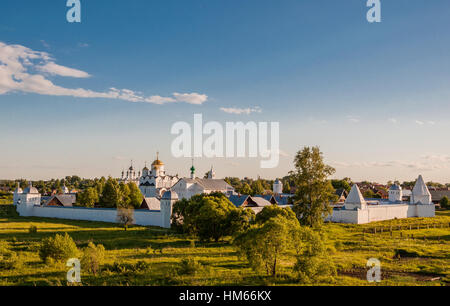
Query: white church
[[329, 175, 435, 224]]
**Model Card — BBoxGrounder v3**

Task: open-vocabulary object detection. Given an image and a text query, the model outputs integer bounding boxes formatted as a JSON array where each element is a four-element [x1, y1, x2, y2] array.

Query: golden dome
[[152, 159, 164, 166]]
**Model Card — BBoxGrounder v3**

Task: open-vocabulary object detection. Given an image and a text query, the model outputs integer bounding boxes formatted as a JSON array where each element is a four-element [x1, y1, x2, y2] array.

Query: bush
[[104, 260, 151, 274], [440, 196, 450, 209], [29, 225, 37, 234], [0, 251, 22, 270], [394, 248, 421, 259], [177, 258, 204, 275], [39, 233, 79, 263], [81, 242, 105, 275]]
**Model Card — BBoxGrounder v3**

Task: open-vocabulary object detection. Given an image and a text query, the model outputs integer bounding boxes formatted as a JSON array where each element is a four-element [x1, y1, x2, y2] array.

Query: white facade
[[388, 183, 402, 203], [139, 156, 179, 198], [171, 177, 234, 200], [328, 175, 435, 224], [14, 182, 41, 206], [273, 179, 283, 194], [119, 162, 140, 185], [16, 186, 174, 228]]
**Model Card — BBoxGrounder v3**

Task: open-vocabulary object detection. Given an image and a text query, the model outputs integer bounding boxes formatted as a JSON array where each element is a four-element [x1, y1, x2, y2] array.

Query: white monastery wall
[[329, 204, 435, 224], [17, 204, 168, 228]]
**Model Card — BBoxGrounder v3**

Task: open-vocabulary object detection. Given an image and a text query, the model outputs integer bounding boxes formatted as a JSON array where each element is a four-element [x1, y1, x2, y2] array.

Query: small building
[[328, 175, 435, 224], [253, 194, 277, 205], [335, 188, 348, 203], [45, 195, 76, 207], [429, 189, 450, 204], [140, 197, 161, 210]]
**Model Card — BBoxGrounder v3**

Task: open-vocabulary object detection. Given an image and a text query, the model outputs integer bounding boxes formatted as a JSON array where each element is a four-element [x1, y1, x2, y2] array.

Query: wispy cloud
[[220, 106, 262, 115], [388, 118, 398, 124], [331, 158, 450, 172], [0, 41, 208, 105], [347, 116, 360, 123]]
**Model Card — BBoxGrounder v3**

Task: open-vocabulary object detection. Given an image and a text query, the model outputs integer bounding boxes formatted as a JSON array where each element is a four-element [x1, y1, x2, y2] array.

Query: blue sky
[[1, 0, 450, 182]]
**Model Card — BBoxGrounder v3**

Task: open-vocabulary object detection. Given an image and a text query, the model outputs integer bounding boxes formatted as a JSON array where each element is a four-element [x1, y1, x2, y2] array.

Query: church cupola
[[151, 152, 165, 176], [190, 159, 196, 179], [388, 183, 402, 203], [273, 178, 283, 194], [207, 166, 216, 179]]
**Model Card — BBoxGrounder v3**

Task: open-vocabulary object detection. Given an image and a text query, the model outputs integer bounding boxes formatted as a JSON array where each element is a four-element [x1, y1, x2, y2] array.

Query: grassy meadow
[[0, 203, 448, 286]]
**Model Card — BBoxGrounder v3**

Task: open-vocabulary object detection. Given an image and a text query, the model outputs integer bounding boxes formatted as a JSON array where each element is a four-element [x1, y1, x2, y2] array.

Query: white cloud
[[415, 120, 424, 125], [173, 92, 208, 105], [38, 62, 91, 78], [388, 118, 397, 124], [0, 41, 208, 105], [347, 116, 360, 123], [220, 106, 262, 115], [331, 158, 450, 172]]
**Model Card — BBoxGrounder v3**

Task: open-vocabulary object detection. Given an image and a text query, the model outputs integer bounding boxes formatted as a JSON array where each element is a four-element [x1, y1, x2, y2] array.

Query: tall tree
[[78, 187, 99, 208], [251, 180, 264, 196], [100, 177, 121, 208], [292, 146, 337, 227], [239, 183, 253, 195], [127, 182, 143, 209]]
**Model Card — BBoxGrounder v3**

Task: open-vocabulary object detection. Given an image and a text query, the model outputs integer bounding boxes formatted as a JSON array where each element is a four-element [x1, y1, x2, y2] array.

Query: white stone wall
[[329, 203, 435, 224], [16, 204, 170, 228]]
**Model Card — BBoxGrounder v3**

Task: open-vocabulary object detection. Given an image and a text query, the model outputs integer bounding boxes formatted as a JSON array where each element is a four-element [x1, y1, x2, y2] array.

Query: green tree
[[255, 205, 297, 225], [119, 182, 131, 208], [171, 193, 252, 241], [251, 180, 264, 196], [116, 207, 134, 231], [81, 242, 105, 275], [331, 179, 352, 193], [127, 182, 143, 209], [292, 227, 336, 283], [239, 183, 253, 195], [77, 187, 99, 208], [99, 177, 121, 208], [440, 196, 450, 209], [39, 233, 79, 263], [291, 146, 337, 228], [234, 214, 299, 276], [363, 190, 375, 198]]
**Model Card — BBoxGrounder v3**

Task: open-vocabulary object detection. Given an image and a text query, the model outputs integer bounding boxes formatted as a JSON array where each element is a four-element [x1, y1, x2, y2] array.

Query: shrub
[[0, 241, 9, 254], [105, 260, 151, 274], [81, 242, 105, 275], [0, 251, 22, 270], [39, 233, 79, 263], [440, 196, 450, 209], [394, 248, 421, 259], [178, 258, 204, 275], [29, 225, 37, 234]]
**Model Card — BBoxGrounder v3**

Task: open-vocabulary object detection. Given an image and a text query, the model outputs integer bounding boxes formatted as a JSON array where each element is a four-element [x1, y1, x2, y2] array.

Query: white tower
[[207, 166, 216, 179], [411, 175, 432, 205], [16, 182, 41, 216], [388, 183, 402, 203], [161, 190, 178, 229], [13, 182, 23, 206], [273, 178, 283, 194], [344, 184, 367, 210], [62, 184, 69, 194]]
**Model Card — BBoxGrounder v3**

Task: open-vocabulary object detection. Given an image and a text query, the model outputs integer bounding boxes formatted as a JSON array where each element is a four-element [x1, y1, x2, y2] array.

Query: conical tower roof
[[345, 184, 366, 205], [412, 175, 431, 197]]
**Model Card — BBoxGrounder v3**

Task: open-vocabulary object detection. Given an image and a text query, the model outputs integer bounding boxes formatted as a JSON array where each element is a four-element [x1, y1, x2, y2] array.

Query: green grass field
[[0, 204, 448, 286]]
